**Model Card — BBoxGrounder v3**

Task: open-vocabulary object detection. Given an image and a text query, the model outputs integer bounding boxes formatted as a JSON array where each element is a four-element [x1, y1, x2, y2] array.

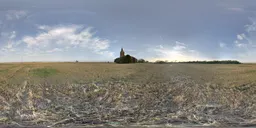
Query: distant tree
[[155, 60, 167, 64], [178, 60, 241, 64], [114, 58, 121, 63], [75, 60, 79, 63], [114, 54, 137, 64], [138, 59, 146, 63]]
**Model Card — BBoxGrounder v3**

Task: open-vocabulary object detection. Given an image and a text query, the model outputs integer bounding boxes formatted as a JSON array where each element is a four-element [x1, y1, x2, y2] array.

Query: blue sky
[[1, 0, 256, 62]]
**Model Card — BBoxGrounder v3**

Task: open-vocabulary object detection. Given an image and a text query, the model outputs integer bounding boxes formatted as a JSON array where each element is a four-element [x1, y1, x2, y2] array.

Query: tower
[[120, 48, 125, 57]]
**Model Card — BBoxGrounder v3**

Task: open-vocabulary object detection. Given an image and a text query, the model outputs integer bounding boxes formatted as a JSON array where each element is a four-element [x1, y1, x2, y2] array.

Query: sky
[[1, 0, 256, 62]]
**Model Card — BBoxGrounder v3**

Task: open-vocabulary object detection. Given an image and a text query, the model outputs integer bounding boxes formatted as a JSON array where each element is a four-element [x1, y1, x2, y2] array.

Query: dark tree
[[178, 60, 241, 64], [155, 60, 167, 64], [138, 59, 146, 63], [114, 55, 137, 63]]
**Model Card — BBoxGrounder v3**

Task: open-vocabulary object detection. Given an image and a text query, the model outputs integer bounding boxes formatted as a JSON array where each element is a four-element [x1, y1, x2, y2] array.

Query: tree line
[[154, 60, 241, 64]]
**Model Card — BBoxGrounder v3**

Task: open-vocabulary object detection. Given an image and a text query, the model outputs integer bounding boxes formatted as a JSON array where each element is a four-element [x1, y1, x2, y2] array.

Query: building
[[120, 48, 125, 57], [115, 48, 137, 63]]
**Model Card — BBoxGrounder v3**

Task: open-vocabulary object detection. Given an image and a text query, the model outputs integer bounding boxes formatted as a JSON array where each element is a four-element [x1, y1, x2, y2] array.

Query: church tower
[[120, 48, 125, 57]]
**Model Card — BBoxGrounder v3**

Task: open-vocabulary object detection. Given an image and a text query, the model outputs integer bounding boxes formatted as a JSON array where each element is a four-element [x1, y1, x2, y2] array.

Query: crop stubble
[[0, 63, 256, 127]]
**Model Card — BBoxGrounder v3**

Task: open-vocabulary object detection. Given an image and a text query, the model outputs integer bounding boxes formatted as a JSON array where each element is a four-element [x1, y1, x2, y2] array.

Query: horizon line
[[0, 60, 255, 63]]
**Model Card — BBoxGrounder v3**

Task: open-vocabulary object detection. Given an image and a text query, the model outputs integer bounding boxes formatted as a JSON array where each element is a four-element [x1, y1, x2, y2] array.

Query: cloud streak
[[6, 10, 28, 20], [227, 7, 244, 12]]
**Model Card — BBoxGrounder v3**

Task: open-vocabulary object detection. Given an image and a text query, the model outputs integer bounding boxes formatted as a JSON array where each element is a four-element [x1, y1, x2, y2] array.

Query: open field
[[0, 63, 256, 127]]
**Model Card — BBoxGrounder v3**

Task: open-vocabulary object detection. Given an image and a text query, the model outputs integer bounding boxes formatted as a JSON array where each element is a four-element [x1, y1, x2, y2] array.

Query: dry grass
[[0, 63, 256, 127]]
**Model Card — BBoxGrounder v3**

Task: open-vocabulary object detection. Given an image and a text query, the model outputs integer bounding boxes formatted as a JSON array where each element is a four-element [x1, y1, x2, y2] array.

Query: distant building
[[114, 48, 137, 63], [120, 48, 125, 57]]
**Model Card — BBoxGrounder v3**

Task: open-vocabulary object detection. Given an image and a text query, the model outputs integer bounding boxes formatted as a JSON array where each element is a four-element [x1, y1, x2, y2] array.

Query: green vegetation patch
[[0, 69, 9, 73], [244, 70, 256, 74], [31, 67, 59, 77]]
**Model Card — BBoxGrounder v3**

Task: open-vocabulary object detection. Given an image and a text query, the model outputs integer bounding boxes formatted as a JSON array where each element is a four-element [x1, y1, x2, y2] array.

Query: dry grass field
[[0, 62, 256, 127]]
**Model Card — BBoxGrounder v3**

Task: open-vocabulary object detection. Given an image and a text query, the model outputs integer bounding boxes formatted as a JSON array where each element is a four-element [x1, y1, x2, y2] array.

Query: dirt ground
[[0, 63, 256, 127]]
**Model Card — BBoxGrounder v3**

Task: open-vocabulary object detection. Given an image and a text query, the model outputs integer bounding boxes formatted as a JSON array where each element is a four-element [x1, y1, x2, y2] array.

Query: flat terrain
[[0, 63, 256, 127]]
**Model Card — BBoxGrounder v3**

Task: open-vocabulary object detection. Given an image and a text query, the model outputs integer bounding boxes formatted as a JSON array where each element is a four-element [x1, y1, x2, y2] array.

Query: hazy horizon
[[1, 0, 256, 62]]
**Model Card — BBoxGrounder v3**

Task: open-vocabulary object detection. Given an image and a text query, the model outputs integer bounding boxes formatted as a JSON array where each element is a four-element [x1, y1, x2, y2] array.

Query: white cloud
[[234, 40, 247, 48], [125, 49, 136, 52], [96, 51, 114, 57], [227, 8, 244, 12], [175, 41, 186, 46], [245, 18, 256, 33], [22, 25, 109, 53], [0, 25, 114, 62], [9, 31, 16, 39], [173, 41, 186, 50], [46, 48, 63, 53], [219, 42, 226, 48], [1, 31, 16, 39], [234, 33, 252, 49], [236, 43, 245, 48], [234, 25, 255, 50], [1, 31, 17, 52], [23, 36, 39, 47], [23, 25, 81, 47], [231, 18, 256, 62], [149, 41, 207, 62], [6, 10, 28, 20], [158, 45, 163, 49], [237, 34, 243, 40], [21, 25, 112, 55], [38, 25, 51, 30], [6, 43, 13, 49]]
